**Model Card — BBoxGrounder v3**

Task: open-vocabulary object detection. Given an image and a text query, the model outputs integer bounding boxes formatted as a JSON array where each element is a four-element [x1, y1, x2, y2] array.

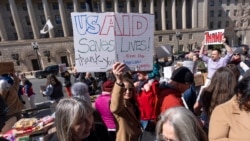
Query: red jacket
[[136, 80, 159, 120]]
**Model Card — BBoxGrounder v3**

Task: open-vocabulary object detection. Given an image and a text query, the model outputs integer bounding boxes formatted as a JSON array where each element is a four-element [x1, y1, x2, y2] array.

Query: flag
[[40, 19, 53, 34]]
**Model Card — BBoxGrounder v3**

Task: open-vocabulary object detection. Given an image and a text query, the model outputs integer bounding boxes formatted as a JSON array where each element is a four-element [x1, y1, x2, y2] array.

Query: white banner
[[204, 29, 224, 45], [71, 12, 154, 72]]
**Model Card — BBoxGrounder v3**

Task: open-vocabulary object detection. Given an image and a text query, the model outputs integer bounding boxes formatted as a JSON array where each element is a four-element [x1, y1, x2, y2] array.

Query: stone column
[[58, 0, 69, 37], [126, 0, 131, 12], [138, 0, 143, 13], [150, 0, 154, 14], [161, 0, 166, 30], [203, 0, 208, 28], [9, 0, 24, 40], [42, 0, 55, 38], [114, 0, 118, 12], [73, 0, 79, 12], [182, 0, 186, 29], [26, 0, 39, 39], [100, 0, 106, 12], [0, 12, 8, 41], [171, 0, 176, 29], [192, 0, 197, 28]]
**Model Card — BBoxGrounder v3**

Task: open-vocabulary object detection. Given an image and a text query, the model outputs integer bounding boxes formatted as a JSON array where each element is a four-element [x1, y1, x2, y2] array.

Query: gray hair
[[55, 97, 93, 141], [71, 82, 91, 102], [156, 107, 207, 141]]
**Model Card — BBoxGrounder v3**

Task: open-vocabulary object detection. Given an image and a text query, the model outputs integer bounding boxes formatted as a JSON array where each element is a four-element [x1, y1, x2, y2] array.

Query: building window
[[155, 11, 157, 19], [218, 21, 222, 28], [235, 0, 238, 5], [29, 32, 34, 39], [243, 0, 245, 5], [226, 10, 230, 16], [155, 24, 159, 30], [38, 3, 43, 10], [119, 2, 124, 8], [9, 17, 14, 26], [55, 15, 61, 24], [165, 0, 168, 6], [58, 30, 64, 37], [210, 0, 214, 6], [189, 33, 193, 39], [218, 10, 222, 17], [131, 1, 135, 7], [143, 0, 146, 7], [159, 36, 163, 42], [169, 35, 172, 41], [209, 21, 214, 29], [80, 2, 86, 9], [6, 3, 10, 11], [234, 20, 237, 26], [242, 10, 245, 16], [225, 21, 230, 27], [241, 20, 244, 27], [234, 10, 237, 16], [219, 0, 222, 6], [40, 15, 46, 25], [66, 2, 73, 10], [227, 0, 230, 6], [22, 3, 27, 11], [154, 0, 157, 7], [210, 10, 214, 17], [106, 1, 112, 8], [14, 33, 17, 40], [248, 19, 250, 26], [25, 16, 31, 25], [52, 3, 59, 10]]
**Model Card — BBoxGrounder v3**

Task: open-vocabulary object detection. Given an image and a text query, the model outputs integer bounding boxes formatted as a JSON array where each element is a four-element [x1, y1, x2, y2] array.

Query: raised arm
[[199, 39, 206, 58], [110, 62, 126, 114], [222, 38, 233, 55]]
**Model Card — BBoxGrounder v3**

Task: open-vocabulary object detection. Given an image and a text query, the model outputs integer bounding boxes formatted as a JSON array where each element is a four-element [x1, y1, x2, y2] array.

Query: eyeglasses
[[124, 88, 134, 92], [158, 134, 178, 141]]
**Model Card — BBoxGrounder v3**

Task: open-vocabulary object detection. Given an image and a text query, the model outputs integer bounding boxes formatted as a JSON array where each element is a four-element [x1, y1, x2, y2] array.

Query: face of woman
[[123, 82, 134, 100], [72, 112, 94, 140], [50, 78, 56, 85], [161, 121, 178, 141]]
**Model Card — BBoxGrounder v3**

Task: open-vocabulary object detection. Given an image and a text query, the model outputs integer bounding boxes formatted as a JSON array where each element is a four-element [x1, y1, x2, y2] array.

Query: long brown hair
[[201, 67, 237, 117]]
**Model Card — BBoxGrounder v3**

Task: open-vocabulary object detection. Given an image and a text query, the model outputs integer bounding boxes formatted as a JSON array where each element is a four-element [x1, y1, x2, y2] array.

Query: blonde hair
[[55, 97, 93, 141]]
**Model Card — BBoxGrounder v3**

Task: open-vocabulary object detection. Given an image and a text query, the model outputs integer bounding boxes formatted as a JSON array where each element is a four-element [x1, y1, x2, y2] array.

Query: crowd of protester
[[1, 37, 250, 141]]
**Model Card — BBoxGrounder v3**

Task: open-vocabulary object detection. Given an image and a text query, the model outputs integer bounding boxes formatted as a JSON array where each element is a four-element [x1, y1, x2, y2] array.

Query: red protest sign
[[204, 29, 224, 45]]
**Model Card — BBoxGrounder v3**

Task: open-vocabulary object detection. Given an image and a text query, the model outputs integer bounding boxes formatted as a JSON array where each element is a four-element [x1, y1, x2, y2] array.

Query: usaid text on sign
[[71, 12, 154, 72]]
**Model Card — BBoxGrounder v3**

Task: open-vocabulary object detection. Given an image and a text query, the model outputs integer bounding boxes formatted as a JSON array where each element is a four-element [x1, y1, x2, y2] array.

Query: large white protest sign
[[204, 29, 224, 45], [71, 12, 154, 72]]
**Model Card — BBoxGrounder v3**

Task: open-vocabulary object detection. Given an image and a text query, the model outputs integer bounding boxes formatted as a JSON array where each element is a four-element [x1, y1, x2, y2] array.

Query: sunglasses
[[124, 88, 134, 92]]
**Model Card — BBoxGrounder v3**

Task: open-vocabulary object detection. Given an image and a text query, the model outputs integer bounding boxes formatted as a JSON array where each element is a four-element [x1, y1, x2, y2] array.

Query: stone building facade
[[0, 0, 249, 72]]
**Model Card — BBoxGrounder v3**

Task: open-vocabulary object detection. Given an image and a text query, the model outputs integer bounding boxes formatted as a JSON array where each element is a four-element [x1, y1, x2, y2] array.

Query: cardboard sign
[[204, 29, 224, 45], [71, 12, 154, 72], [0, 62, 14, 75], [155, 44, 172, 58], [194, 74, 204, 86]]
